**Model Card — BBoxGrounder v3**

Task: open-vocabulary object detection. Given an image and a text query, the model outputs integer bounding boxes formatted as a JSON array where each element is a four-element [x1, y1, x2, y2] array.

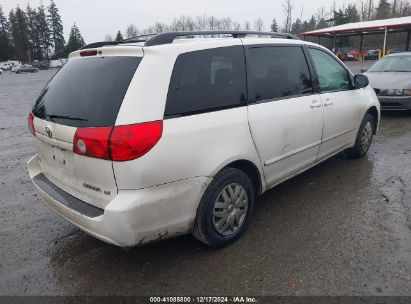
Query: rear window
[[32, 56, 141, 127], [165, 46, 247, 117]]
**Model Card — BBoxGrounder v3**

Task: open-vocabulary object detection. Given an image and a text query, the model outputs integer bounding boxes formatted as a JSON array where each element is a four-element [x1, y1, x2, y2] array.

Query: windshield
[[368, 55, 411, 73], [32, 56, 142, 127]]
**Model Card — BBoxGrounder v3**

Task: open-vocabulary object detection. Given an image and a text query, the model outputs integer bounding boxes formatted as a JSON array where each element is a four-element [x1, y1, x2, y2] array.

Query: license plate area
[[51, 146, 67, 167]]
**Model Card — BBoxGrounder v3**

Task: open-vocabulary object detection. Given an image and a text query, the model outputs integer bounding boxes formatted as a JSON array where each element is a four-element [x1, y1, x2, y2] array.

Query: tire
[[345, 113, 375, 158], [192, 168, 255, 248]]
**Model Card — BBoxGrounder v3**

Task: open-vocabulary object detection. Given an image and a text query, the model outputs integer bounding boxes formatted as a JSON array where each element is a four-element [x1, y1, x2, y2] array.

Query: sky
[[1, 0, 352, 42]]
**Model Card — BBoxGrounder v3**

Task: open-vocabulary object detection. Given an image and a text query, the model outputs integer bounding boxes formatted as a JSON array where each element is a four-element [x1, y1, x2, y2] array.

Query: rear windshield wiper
[[47, 114, 88, 121]]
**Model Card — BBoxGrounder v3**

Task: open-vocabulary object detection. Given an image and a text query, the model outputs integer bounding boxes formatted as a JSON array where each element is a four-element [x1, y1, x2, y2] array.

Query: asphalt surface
[[1, 62, 410, 296]]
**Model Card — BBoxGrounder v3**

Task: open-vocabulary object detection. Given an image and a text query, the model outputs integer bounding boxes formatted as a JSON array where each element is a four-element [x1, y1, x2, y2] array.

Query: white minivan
[[27, 31, 380, 247]]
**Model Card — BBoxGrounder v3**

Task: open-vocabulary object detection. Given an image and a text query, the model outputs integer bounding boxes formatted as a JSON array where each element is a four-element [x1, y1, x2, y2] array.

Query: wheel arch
[[221, 159, 263, 197], [366, 106, 379, 134]]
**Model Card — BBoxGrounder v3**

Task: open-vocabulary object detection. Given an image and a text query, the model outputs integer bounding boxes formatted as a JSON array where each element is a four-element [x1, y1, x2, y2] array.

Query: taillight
[[73, 121, 163, 161], [28, 112, 35, 136], [73, 127, 112, 160], [109, 121, 163, 161]]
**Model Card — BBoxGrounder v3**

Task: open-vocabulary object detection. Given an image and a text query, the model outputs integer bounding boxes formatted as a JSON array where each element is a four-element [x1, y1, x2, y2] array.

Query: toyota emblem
[[45, 126, 53, 138]]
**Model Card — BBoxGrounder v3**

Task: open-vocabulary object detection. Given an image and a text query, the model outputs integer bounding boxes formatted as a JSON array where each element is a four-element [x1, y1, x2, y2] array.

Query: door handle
[[324, 98, 333, 106], [310, 100, 322, 108]]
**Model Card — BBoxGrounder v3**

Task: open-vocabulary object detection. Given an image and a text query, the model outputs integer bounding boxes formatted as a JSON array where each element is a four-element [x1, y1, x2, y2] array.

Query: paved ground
[[0, 64, 410, 296]]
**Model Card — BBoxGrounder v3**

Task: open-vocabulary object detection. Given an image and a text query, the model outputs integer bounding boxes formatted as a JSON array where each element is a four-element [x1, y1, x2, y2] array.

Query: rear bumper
[[378, 96, 411, 110], [28, 155, 211, 247]]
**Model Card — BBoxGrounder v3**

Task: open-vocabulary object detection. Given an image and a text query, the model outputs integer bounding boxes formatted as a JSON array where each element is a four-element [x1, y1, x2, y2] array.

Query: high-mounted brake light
[[73, 121, 163, 161], [80, 50, 98, 57], [28, 112, 35, 136]]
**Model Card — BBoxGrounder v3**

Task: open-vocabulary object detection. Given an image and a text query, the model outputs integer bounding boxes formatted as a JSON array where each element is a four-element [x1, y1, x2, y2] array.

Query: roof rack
[[121, 33, 157, 43], [80, 41, 118, 50], [144, 31, 299, 46], [80, 31, 299, 50]]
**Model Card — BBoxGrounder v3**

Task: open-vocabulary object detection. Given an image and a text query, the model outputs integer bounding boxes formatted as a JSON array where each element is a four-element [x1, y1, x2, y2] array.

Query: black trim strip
[[33, 174, 104, 218]]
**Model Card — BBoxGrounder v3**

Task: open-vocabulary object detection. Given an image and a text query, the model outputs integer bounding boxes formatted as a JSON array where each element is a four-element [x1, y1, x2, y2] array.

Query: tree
[[254, 18, 264, 31], [104, 34, 113, 41], [283, 0, 294, 32], [368, 0, 374, 20], [48, 0, 65, 58], [333, 9, 349, 26], [375, 0, 391, 19], [125, 24, 138, 38], [115, 30, 123, 42], [291, 18, 302, 34], [152, 22, 169, 33], [36, 4, 51, 59], [345, 4, 360, 23], [64, 23, 85, 56], [307, 15, 317, 31], [9, 7, 31, 62], [270, 18, 278, 32], [26, 5, 42, 60], [0, 5, 14, 60], [398, 0, 411, 16]]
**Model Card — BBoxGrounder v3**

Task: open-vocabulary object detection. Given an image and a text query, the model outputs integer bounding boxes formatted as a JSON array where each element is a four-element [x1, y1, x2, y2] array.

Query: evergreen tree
[[9, 7, 31, 62], [307, 15, 317, 31], [48, 0, 65, 58], [0, 5, 13, 60], [36, 4, 51, 59], [333, 9, 349, 26], [115, 30, 124, 42], [291, 18, 302, 34], [316, 18, 328, 30], [375, 0, 391, 19], [26, 5, 42, 60], [64, 23, 85, 56], [270, 18, 278, 32], [345, 4, 360, 23]]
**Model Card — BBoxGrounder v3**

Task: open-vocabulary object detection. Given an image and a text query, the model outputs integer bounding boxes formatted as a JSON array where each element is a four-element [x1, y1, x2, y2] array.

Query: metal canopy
[[301, 16, 411, 54], [302, 16, 411, 36]]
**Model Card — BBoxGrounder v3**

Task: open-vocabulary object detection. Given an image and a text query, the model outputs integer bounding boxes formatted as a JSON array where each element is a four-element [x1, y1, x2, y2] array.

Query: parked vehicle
[[0, 68, 3, 75], [363, 52, 411, 110], [388, 48, 401, 54], [365, 49, 380, 60], [50, 59, 68, 68], [27, 31, 380, 248], [49, 60, 62, 68], [336, 48, 359, 61], [0, 60, 22, 70], [12, 64, 39, 73], [0, 63, 10, 70]]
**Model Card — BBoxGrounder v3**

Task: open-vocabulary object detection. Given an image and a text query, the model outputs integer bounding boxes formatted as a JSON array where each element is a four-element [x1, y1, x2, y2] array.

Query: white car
[[27, 31, 380, 248], [12, 64, 39, 73]]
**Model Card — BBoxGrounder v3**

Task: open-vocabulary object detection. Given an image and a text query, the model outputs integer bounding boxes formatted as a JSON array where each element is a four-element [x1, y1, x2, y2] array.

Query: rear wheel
[[192, 168, 255, 247], [346, 113, 375, 158]]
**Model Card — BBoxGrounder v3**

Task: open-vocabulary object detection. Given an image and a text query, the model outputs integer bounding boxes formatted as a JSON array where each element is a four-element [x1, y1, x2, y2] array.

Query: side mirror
[[354, 74, 369, 89], [360, 68, 367, 73]]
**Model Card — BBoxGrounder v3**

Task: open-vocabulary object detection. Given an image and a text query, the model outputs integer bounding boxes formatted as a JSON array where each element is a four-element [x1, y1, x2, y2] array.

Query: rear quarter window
[[165, 46, 247, 117], [32, 56, 141, 127]]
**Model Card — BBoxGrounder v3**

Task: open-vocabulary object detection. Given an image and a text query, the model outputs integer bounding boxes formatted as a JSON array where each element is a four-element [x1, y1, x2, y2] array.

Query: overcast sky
[[1, 0, 351, 42]]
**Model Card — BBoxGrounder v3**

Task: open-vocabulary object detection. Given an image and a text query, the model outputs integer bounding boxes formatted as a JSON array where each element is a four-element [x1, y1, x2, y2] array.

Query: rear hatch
[[31, 53, 142, 209]]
